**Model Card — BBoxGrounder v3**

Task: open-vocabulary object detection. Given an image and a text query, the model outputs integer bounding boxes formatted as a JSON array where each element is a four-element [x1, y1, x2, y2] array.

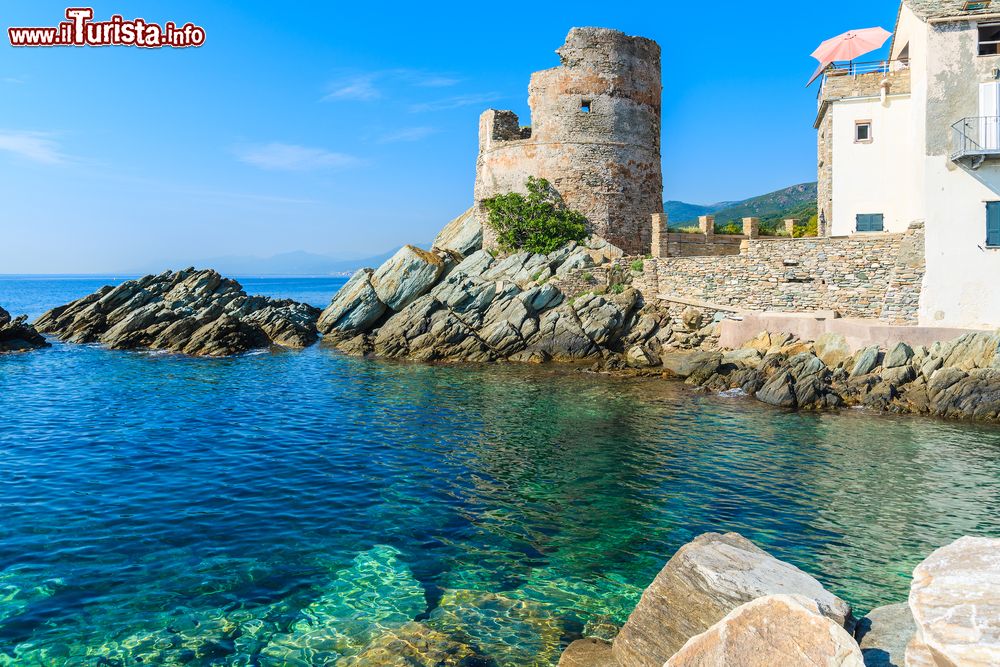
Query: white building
[[817, 0, 1000, 329]]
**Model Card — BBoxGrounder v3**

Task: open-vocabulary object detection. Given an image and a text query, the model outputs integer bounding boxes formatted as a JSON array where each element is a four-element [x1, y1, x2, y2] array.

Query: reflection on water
[[0, 278, 999, 665]]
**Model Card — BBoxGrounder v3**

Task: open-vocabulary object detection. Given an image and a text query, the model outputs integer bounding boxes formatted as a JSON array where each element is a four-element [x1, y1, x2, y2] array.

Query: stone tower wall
[[474, 28, 663, 255]]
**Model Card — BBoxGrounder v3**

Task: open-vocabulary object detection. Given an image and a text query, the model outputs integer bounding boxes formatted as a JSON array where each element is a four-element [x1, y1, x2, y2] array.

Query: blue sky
[[0, 1, 900, 273]]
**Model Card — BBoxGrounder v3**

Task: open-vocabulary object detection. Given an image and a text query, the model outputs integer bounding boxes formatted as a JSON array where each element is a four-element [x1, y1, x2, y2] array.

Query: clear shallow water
[[1, 277, 999, 665]]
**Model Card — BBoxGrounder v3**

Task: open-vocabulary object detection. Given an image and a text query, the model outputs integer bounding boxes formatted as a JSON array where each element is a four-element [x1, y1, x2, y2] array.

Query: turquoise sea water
[[1, 276, 999, 665]]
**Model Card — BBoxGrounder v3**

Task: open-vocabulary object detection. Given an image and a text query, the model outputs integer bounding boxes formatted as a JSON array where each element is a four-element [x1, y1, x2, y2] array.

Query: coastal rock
[[855, 602, 914, 667], [884, 342, 914, 369], [0, 306, 49, 352], [756, 371, 797, 408], [317, 269, 387, 334], [851, 346, 882, 377], [660, 351, 722, 381], [906, 536, 1000, 667], [813, 332, 852, 368], [558, 638, 614, 667], [34, 269, 320, 357], [611, 532, 853, 667], [372, 245, 447, 311], [664, 594, 865, 667], [432, 207, 482, 258]]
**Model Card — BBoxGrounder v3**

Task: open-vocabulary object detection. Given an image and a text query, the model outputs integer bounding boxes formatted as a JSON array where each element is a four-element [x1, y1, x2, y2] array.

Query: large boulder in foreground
[[906, 536, 1000, 666], [611, 532, 853, 667], [855, 603, 914, 667], [665, 594, 865, 667], [35, 269, 321, 357], [0, 306, 49, 352], [432, 207, 481, 258]]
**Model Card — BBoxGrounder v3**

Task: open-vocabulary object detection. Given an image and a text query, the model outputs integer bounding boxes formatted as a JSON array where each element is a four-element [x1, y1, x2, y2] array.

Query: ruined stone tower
[[474, 27, 663, 255]]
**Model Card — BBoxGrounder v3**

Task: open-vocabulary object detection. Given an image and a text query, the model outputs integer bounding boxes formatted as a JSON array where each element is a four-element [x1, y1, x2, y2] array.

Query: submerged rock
[[0, 306, 49, 352], [664, 594, 865, 667], [259, 545, 426, 665], [34, 268, 320, 357], [427, 588, 564, 667], [906, 536, 1000, 667], [611, 532, 853, 666], [338, 621, 479, 667]]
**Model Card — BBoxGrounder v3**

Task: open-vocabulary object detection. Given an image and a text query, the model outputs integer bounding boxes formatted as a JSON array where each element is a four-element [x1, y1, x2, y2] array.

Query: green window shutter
[[987, 202, 1000, 246], [856, 214, 884, 232]]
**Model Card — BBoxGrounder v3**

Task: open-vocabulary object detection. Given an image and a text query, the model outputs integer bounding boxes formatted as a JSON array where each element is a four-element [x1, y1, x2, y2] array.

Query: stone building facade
[[474, 27, 663, 255]]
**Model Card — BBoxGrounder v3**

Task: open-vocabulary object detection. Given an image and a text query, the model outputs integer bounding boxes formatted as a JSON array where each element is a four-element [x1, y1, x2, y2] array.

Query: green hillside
[[666, 182, 818, 236]]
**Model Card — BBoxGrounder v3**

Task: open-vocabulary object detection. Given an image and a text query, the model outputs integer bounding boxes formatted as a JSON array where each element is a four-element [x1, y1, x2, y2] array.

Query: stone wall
[[660, 233, 746, 257], [474, 28, 663, 255], [561, 225, 926, 323]]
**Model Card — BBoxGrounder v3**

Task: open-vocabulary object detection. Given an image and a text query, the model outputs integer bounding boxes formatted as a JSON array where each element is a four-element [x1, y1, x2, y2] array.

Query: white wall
[[916, 10, 1000, 328], [920, 159, 1000, 328], [831, 95, 916, 236]]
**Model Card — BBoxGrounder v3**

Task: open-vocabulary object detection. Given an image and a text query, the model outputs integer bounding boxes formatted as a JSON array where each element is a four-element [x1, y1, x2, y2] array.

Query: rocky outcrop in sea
[[319, 209, 711, 364], [0, 305, 49, 353], [35, 268, 321, 357], [560, 532, 1000, 667]]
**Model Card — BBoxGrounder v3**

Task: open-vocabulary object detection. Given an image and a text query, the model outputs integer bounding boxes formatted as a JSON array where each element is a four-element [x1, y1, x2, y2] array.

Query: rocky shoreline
[[560, 532, 999, 667], [35, 268, 321, 357]]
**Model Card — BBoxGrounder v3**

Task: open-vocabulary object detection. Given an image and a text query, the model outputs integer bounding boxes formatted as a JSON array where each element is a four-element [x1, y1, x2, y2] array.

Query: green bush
[[630, 259, 644, 272], [482, 177, 589, 254]]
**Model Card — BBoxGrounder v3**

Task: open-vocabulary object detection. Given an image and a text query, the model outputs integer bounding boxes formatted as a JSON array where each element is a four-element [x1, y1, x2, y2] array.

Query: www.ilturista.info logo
[[8, 8, 206, 48]]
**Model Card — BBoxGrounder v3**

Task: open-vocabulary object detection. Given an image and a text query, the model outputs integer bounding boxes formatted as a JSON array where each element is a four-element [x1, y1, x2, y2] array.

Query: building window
[[856, 213, 884, 232], [987, 202, 1000, 246], [581, 99, 591, 113], [855, 121, 873, 143], [979, 23, 1000, 56]]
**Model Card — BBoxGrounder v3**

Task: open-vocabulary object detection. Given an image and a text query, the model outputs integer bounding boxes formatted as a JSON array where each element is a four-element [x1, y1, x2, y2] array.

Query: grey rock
[[0, 306, 49, 353], [660, 351, 723, 381], [35, 269, 319, 357], [723, 348, 763, 367], [317, 269, 387, 334], [851, 346, 882, 377], [372, 245, 446, 311], [611, 532, 853, 667], [881, 364, 917, 386], [626, 344, 657, 368], [854, 603, 914, 667], [883, 342, 914, 369], [756, 371, 797, 408], [431, 207, 481, 258]]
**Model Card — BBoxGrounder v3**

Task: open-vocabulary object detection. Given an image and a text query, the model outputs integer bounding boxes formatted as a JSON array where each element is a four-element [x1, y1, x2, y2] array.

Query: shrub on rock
[[482, 176, 588, 254]]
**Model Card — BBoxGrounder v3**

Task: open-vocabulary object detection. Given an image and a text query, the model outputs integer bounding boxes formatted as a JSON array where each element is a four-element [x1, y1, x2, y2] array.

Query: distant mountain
[[664, 200, 736, 223], [194, 249, 401, 276], [135, 245, 425, 277], [666, 182, 818, 230]]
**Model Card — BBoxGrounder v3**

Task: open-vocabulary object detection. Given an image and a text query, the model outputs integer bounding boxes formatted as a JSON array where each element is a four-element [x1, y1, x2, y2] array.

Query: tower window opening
[[581, 99, 592, 113]]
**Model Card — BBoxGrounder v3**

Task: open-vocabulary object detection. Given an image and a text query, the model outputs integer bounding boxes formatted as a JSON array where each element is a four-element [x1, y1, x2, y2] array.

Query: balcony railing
[[817, 59, 909, 104], [952, 117, 1000, 168]]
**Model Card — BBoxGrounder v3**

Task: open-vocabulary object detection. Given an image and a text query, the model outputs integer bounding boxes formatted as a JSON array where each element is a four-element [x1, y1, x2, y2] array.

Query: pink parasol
[[807, 27, 892, 86]]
